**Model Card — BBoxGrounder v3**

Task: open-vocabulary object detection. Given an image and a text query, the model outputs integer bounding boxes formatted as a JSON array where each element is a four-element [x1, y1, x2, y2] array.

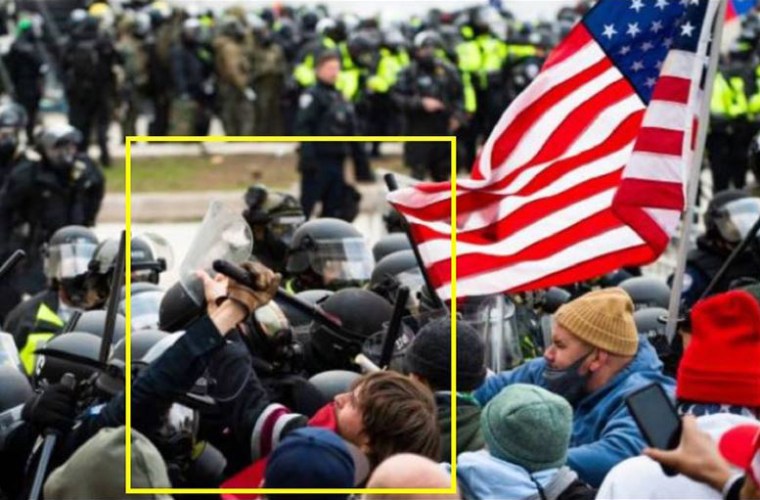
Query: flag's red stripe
[[505, 244, 655, 293], [542, 25, 593, 71], [651, 76, 691, 103], [523, 79, 635, 169], [634, 127, 684, 156], [488, 57, 614, 170], [427, 209, 623, 281], [615, 178, 684, 210]]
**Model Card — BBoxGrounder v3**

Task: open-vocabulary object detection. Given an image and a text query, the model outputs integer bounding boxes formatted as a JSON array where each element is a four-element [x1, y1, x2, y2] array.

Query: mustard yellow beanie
[[554, 287, 638, 356]]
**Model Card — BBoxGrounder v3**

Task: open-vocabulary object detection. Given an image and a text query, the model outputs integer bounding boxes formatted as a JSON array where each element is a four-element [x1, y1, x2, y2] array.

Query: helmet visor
[[308, 237, 374, 283], [120, 291, 163, 331], [269, 214, 306, 247], [46, 241, 97, 280], [716, 198, 760, 243]]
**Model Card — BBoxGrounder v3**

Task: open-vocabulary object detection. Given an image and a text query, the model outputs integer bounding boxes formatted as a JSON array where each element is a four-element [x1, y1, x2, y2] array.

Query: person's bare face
[[317, 58, 341, 85], [543, 324, 594, 371], [334, 385, 368, 451]]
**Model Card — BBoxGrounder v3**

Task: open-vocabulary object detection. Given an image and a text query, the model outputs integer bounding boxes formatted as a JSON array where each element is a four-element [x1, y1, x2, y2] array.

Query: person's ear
[[588, 349, 606, 372]]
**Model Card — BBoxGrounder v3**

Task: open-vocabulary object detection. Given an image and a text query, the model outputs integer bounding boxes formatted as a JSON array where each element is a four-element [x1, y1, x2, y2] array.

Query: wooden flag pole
[[665, 0, 728, 341]]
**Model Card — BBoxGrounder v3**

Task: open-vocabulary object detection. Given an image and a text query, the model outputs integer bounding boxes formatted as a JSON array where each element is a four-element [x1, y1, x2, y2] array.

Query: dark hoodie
[[436, 392, 484, 463]]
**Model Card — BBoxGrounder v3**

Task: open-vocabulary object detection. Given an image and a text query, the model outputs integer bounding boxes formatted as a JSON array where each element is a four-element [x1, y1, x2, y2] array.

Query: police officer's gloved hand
[[22, 382, 77, 434], [226, 261, 281, 316]]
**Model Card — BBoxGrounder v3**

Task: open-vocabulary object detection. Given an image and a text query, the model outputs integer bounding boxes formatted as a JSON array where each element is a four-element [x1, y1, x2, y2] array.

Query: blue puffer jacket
[[474, 338, 675, 487]]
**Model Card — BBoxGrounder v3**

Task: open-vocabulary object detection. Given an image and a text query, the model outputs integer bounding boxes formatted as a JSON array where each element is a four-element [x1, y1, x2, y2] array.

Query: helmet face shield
[[269, 214, 306, 248], [307, 237, 374, 284], [716, 198, 760, 244], [119, 291, 163, 331], [45, 241, 98, 280]]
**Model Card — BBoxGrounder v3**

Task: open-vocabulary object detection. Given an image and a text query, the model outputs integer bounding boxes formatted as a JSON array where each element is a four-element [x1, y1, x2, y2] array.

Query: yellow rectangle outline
[[124, 136, 458, 495]]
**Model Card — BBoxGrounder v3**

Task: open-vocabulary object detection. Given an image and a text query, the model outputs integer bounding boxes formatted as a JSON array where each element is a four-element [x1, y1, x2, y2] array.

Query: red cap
[[719, 423, 760, 487], [676, 291, 760, 407]]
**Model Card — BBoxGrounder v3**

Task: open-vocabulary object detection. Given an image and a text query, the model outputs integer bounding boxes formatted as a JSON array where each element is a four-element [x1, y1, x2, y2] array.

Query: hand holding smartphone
[[626, 383, 682, 476]]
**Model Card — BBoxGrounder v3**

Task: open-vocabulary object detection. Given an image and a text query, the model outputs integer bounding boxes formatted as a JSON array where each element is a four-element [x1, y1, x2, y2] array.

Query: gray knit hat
[[481, 384, 573, 472]]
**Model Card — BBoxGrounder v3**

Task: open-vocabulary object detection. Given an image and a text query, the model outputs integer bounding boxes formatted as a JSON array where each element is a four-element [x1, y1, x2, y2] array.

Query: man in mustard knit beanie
[[474, 287, 675, 488]]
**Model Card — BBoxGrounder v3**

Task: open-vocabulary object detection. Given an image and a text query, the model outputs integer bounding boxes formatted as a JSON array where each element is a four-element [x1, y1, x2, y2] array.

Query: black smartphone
[[625, 383, 682, 476]]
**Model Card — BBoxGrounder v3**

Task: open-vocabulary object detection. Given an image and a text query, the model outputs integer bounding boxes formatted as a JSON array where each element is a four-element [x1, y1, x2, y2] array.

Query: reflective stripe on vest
[[19, 303, 63, 375]]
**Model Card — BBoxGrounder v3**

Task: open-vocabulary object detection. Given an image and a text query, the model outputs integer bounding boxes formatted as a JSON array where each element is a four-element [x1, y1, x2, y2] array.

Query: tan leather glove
[[225, 261, 281, 316]]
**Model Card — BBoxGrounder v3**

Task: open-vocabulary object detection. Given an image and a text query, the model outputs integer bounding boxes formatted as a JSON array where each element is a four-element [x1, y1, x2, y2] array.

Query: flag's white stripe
[[389, 93, 641, 211], [498, 68, 625, 174], [660, 50, 700, 80], [416, 189, 616, 263], [622, 151, 683, 183], [641, 100, 689, 131], [435, 225, 645, 299], [477, 40, 606, 179], [643, 207, 682, 236]]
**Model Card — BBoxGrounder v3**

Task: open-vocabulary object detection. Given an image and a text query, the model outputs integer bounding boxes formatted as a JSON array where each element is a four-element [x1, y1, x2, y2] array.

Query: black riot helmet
[[369, 250, 425, 312], [66, 310, 127, 346], [704, 190, 758, 247], [285, 219, 374, 291], [0, 102, 26, 164], [43, 226, 99, 307], [619, 277, 671, 310], [96, 329, 169, 396], [119, 283, 164, 331], [277, 289, 333, 342], [243, 185, 306, 274], [33, 332, 103, 386], [89, 234, 170, 290], [0, 365, 33, 412], [347, 31, 378, 69], [413, 30, 443, 67], [709, 195, 760, 247], [36, 124, 83, 170], [308, 370, 360, 401], [306, 288, 394, 374], [372, 233, 412, 262]]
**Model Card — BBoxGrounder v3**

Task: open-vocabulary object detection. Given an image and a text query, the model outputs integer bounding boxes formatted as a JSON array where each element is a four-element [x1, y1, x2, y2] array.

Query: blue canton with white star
[[584, 0, 710, 103]]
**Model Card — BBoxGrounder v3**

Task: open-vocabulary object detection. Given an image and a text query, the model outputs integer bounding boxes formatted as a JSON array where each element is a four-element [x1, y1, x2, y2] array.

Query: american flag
[[388, 0, 720, 300]]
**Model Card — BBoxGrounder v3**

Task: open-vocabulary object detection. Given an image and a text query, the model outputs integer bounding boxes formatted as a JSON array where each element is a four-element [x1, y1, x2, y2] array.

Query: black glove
[[22, 382, 77, 433]]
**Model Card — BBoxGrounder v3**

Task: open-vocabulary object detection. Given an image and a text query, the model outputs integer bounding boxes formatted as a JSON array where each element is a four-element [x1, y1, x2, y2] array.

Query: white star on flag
[[631, 60, 644, 71], [602, 24, 618, 39], [631, 0, 645, 12], [627, 22, 641, 37], [655, 0, 669, 10], [651, 20, 663, 33], [619, 45, 632, 55], [645, 77, 657, 88], [641, 41, 654, 51], [663, 37, 674, 47], [681, 21, 695, 37]]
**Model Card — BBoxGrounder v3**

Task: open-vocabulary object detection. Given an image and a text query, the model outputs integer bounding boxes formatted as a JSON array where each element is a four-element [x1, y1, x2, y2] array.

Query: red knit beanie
[[677, 290, 760, 407]]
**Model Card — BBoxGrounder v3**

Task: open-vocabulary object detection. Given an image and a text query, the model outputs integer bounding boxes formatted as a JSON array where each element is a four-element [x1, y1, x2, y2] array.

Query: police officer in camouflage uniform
[[214, 16, 255, 136], [294, 50, 368, 220], [391, 31, 465, 181], [249, 16, 287, 136]]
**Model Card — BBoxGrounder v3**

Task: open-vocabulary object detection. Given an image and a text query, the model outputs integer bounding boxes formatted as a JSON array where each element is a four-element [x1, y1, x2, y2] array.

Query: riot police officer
[[0, 124, 104, 320], [284, 218, 374, 294], [3, 225, 99, 375], [676, 190, 760, 307], [5, 19, 45, 143], [242, 185, 305, 275], [294, 49, 368, 220], [391, 30, 465, 181], [0, 102, 27, 188]]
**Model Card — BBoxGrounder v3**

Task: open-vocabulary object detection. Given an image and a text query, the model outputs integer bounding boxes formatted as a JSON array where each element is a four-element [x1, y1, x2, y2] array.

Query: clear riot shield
[[178, 201, 253, 306], [459, 294, 522, 372]]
